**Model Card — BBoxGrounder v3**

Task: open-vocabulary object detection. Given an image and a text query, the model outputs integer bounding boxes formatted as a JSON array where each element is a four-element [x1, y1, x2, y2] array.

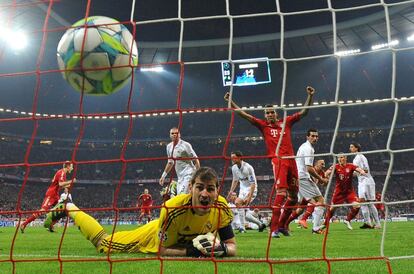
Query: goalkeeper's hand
[[192, 232, 228, 257]]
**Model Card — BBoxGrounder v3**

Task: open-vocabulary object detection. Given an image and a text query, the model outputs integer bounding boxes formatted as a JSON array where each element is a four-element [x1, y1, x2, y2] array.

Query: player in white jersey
[[349, 143, 381, 229], [227, 151, 261, 232], [228, 192, 243, 232], [58, 187, 73, 203], [295, 129, 328, 234], [159, 127, 200, 195]]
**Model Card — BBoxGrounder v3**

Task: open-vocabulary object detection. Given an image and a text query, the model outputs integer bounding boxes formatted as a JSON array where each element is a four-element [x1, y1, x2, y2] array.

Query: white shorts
[[177, 173, 193, 195], [358, 181, 376, 201], [298, 178, 322, 201], [239, 189, 257, 204]]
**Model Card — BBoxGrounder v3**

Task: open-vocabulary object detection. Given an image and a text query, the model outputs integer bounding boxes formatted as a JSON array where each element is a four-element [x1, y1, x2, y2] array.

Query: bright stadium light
[[407, 34, 414, 42], [335, 48, 361, 56], [140, 66, 164, 72], [371, 40, 399, 50], [0, 26, 28, 50]]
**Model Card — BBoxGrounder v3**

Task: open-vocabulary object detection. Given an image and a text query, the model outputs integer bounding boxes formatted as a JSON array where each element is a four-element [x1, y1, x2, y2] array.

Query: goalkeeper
[[44, 167, 236, 257]]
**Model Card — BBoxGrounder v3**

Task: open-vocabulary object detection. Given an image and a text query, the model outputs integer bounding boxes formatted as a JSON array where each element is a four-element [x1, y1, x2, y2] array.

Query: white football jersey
[[353, 154, 374, 183], [166, 139, 198, 180], [231, 161, 257, 196], [59, 192, 72, 203], [296, 140, 314, 180]]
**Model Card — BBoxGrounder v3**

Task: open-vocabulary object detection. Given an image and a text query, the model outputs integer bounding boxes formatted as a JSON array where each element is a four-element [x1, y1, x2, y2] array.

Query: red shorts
[[272, 158, 298, 192], [375, 204, 385, 211], [140, 208, 151, 215], [41, 195, 59, 211], [332, 191, 358, 205]]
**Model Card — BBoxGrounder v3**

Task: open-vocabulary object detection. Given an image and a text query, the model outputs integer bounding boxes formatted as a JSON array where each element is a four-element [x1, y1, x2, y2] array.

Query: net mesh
[[0, 0, 414, 273]]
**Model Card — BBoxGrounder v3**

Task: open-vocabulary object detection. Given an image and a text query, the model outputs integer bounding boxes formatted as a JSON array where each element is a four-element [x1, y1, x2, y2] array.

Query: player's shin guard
[[238, 208, 246, 228], [286, 211, 300, 227], [360, 205, 372, 226], [312, 206, 325, 229], [270, 194, 285, 233], [301, 204, 315, 221], [346, 207, 360, 222], [279, 197, 297, 229], [368, 203, 381, 227]]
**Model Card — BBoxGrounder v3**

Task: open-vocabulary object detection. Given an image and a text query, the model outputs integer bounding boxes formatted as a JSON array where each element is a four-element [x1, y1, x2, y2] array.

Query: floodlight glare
[[335, 49, 361, 56], [371, 40, 399, 50], [0, 27, 28, 50], [140, 66, 164, 72]]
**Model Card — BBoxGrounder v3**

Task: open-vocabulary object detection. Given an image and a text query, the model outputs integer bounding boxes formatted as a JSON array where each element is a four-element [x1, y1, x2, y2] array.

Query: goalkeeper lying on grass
[[44, 167, 236, 257]]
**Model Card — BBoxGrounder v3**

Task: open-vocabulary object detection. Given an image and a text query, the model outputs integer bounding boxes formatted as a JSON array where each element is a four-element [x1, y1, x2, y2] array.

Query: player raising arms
[[349, 143, 381, 229], [44, 167, 236, 257], [159, 127, 200, 195], [20, 161, 75, 233], [224, 86, 316, 238], [137, 188, 153, 224], [325, 155, 366, 230], [227, 151, 260, 233]]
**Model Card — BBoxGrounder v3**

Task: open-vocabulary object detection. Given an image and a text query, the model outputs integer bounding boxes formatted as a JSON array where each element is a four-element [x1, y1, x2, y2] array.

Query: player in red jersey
[[137, 188, 153, 224], [375, 192, 385, 219], [325, 155, 366, 230], [20, 161, 75, 233], [225, 86, 315, 238]]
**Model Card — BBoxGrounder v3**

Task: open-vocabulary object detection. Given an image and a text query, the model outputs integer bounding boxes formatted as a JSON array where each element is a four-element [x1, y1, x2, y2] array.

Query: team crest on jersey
[[158, 230, 168, 242], [183, 225, 191, 232], [205, 221, 212, 230]]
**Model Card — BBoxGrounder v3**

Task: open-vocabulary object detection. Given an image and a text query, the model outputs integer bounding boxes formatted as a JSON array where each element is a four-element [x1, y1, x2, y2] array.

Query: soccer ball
[[57, 16, 138, 95]]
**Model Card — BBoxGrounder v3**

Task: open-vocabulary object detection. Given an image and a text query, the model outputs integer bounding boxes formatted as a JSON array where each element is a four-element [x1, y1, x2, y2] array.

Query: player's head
[[314, 159, 325, 171], [230, 151, 243, 165], [189, 167, 219, 216], [349, 142, 361, 153], [229, 191, 237, 202], [306, 128, 319, 145], [63, 161, 73, 173], [144, 188, 149, 194], [63, 187, 69, 193], [337, 154, 347, 165], [264, 104, 277, 123], [169, 127, 180, 142]]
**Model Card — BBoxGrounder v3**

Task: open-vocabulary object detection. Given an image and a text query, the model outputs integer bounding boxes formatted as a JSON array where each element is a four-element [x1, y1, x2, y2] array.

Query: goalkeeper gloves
[[190, 232, 228, 257]]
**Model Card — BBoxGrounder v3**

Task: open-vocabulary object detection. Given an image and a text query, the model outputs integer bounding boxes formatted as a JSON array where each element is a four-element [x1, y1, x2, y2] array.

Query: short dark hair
[[350, 142, 361, 152], [307, 128, 318, 136], [63, 161, 72, 168], [231, 151, 243, 157], [190, 167, 219, 187]]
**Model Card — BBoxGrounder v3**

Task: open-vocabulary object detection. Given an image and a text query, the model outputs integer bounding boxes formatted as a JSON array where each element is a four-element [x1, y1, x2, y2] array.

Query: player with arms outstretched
[[20, 161, 75, 233], [137, 188, 153, 224], [224, 86, 316, 238], [325, 155, 366, 230], [44, 167, 236, 257], [159, 127, 200, 195]]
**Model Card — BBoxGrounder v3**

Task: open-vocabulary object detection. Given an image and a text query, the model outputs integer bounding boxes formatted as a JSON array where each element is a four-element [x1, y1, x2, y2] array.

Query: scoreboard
[[221, 58, 271, 87]]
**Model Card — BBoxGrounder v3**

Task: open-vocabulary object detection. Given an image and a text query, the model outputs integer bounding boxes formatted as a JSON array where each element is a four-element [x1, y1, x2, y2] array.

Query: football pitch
[[0, 222, 413, 274]]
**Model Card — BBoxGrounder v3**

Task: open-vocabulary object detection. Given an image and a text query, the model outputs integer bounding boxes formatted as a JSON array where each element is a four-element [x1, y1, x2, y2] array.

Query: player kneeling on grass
[[44, 167, 236, 257]]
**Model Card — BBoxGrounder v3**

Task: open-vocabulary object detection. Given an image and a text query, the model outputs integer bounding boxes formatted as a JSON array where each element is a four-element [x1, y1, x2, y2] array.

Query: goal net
[[0, 0, 413, 273]]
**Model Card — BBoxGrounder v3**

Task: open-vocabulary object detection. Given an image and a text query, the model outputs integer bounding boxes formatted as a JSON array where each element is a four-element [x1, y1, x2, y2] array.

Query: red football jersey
[[251, 113, 300, 157], [139, 193, 153, 207], [333, 163, 357, 193], [45, 168, 66, 198]]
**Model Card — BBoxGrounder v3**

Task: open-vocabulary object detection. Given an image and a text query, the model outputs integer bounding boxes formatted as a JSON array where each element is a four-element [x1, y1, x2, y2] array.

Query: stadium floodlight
[[140, 66, 164, 72], [335, 49, 361, 56], [0, 26, 28, 50], [371, 40, 399, 50], [407, 34, 414, 41]]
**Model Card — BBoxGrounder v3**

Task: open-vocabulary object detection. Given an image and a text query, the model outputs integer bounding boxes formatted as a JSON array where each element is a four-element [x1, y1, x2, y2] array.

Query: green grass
[[1, 222, 413, 274]]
